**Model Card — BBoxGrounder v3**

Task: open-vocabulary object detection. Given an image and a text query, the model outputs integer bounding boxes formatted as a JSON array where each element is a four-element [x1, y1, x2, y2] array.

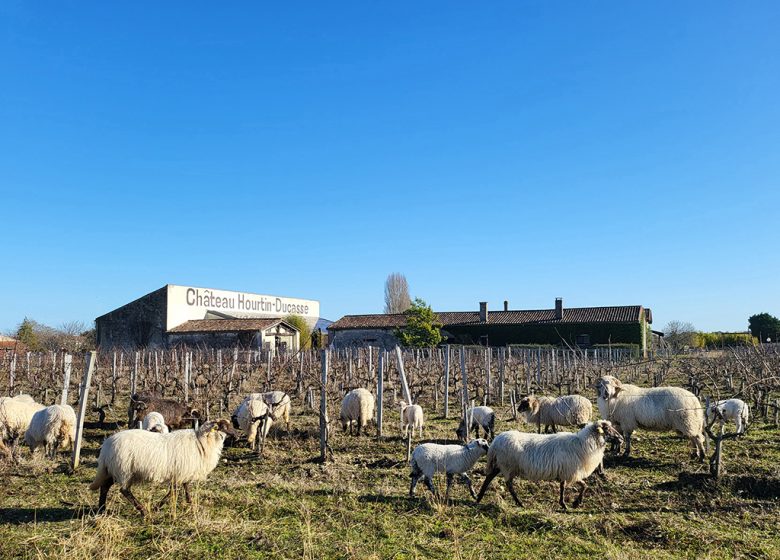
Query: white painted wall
[[166, 285, 320, 330]]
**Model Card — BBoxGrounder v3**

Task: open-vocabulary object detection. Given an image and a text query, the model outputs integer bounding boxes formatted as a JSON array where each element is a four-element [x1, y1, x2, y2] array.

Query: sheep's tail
[[89, 453, 107, 491]]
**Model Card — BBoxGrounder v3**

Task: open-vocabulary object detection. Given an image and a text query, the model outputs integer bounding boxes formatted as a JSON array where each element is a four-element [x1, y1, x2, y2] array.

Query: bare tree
[[663, 320, 698, 353], [384, 273, 411, 314]]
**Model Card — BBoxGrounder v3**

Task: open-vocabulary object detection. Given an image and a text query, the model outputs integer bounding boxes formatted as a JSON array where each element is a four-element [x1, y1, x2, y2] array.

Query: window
[[576, 334, 591, 346]]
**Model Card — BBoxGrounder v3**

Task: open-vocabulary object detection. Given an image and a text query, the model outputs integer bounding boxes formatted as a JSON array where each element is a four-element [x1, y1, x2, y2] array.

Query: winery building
[[96, 284, 321, 351], [328, 298, 654, 357]]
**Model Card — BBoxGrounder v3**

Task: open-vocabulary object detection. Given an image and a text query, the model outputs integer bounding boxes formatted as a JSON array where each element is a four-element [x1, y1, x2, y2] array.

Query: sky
[[1, 2, 778, 335]]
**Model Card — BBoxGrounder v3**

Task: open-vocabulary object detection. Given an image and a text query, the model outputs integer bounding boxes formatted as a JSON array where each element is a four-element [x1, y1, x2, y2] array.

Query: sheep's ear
[[613, 386, 623, 395], [596, 425, 604, 434]]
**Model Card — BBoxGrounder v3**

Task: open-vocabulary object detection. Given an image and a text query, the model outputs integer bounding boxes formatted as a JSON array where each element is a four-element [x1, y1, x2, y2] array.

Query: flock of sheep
[[0, 374, 751, 517]]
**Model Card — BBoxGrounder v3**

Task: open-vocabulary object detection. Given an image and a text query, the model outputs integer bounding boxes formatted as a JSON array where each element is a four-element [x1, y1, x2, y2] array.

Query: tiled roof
[[168, 318, 290, 333], [328, 306, 646, 331]]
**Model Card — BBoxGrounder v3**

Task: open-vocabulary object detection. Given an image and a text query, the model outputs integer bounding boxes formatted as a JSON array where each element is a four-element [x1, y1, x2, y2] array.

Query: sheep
[[410, 439, 490, 501], [475, 420, 623, 510], [128, 394, 199, 430], [595, 375, 706, 460], [0, 395, 46, 458], [339, 388, 375, 435], [706, 398, 749, 435], [399, 400, 424, 438], [141, 411, 169, 434], [89, 419, 237, 516], [262, 391, 292, 433], [231, 394, 270, 450], [24, 404, 77, 459], [456, 406, 495, 442], [516, 394, 592, 433]]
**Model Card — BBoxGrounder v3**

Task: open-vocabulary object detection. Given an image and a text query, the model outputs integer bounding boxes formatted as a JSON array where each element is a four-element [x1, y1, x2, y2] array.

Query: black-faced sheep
[[410, 439, 489, 501], [595, 375, 706, 460], [89, 419, 237, 516], [517, 394, 592, 433], [475, 420, 623, 510], [455, 406, 495, 442], [706, 398, 749, 435], [339, 388, 375, 436], [127, 394, 199, 430], [24, 404, 76, 459]]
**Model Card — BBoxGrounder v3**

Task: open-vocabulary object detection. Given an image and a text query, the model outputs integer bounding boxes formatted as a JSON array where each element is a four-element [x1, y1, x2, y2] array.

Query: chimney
[[479, 301, 488, 323], [504, 300, 509, 311], [555, 297, 563, 320]]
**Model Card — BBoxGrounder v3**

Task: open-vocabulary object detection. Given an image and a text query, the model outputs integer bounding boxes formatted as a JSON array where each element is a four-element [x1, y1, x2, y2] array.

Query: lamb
[[399, 400, 424, 438], [89, 419, 237, 516], [24, 404, 77, 459], [517, 394, 592, 433], [0, 394, 46, 458], [475, 420, 623, 510], [410, 438, 490, 501], [595, 375, 706, 459], [456, 406, 495, 441], [339, 388, 375, 435], [141, 411, 169, 434], [231, 394, 270, 450], [706, 398, 749, 435], [128, 394, 199, 430]]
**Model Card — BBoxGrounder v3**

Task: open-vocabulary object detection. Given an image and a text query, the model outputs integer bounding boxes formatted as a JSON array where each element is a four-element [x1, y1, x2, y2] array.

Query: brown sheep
[[127, 394, 199, 430]]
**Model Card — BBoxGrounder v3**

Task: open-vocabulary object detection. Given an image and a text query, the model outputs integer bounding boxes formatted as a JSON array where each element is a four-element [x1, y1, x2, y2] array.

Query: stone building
[[328, 298, 654, 357], [96, 284, 320, 351]]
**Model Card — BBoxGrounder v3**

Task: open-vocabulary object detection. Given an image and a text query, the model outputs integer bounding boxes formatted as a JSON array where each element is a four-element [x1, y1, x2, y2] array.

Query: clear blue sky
[[1, 2, 778, 335]]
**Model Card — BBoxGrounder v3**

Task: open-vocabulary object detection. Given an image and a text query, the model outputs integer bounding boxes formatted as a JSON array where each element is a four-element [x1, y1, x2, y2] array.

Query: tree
[[748, 313, 780, 343], [663, 320, 697, 352], [384, 272, 411, 314], [15, 317, 39, 350], [285, 314, 312, 350], [396, 298, 443, 348]]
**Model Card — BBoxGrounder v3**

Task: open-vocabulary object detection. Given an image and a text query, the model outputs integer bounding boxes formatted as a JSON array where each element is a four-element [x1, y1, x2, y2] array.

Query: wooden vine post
[[71, 351, 96, 470]]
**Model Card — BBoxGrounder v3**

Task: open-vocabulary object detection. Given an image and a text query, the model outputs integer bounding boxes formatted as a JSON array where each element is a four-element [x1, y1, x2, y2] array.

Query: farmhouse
[[96, 284, 322, 351], [328, 298, 654, 357]]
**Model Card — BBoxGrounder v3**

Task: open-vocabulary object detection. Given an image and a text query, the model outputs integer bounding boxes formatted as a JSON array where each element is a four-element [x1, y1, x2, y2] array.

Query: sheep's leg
[[506, 478, 523, 507], [572, 481, 587, 508], [409, 466, 423, 497], [156, 486, 174, 510], [558, 482, 568, 510], [445, 473, 454, 503], [475, 467, 500, 503], [423, 476, 437, 499], [461, 474, 477, 500], [622, 431, 632, 457], [183, 482, 192, 504], [97, 477, 114, 513], [551, 425, 558, 434], [596, 461, 607, 481], [120, 487, 146, 517]]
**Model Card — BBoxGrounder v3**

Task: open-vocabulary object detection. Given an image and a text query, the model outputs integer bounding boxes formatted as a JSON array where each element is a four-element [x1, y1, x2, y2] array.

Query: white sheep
[[24, 404, 77, 459], [517, 394, 592, 433], [231, 394, 270, 450], [596, 375, 706, 460], [706, 398, 749, 435], [475, 420, 623, 509], [0, 394, 46, 458], [262, 391, 292, 433], [141, 411, 170, 433], [410, 438, 490, 501], [399, 400, 424, 438], [89, 419, 237, 516], [456, 406, 495, 442], [339, 388, 375, 436]]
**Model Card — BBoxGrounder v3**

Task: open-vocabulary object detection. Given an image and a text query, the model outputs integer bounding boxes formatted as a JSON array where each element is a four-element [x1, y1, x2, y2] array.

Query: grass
[[1, 407, 779, 559]]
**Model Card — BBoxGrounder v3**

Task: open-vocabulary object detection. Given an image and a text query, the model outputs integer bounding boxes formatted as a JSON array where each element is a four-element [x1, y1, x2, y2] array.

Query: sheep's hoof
[[559, 502, 568, 511]]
